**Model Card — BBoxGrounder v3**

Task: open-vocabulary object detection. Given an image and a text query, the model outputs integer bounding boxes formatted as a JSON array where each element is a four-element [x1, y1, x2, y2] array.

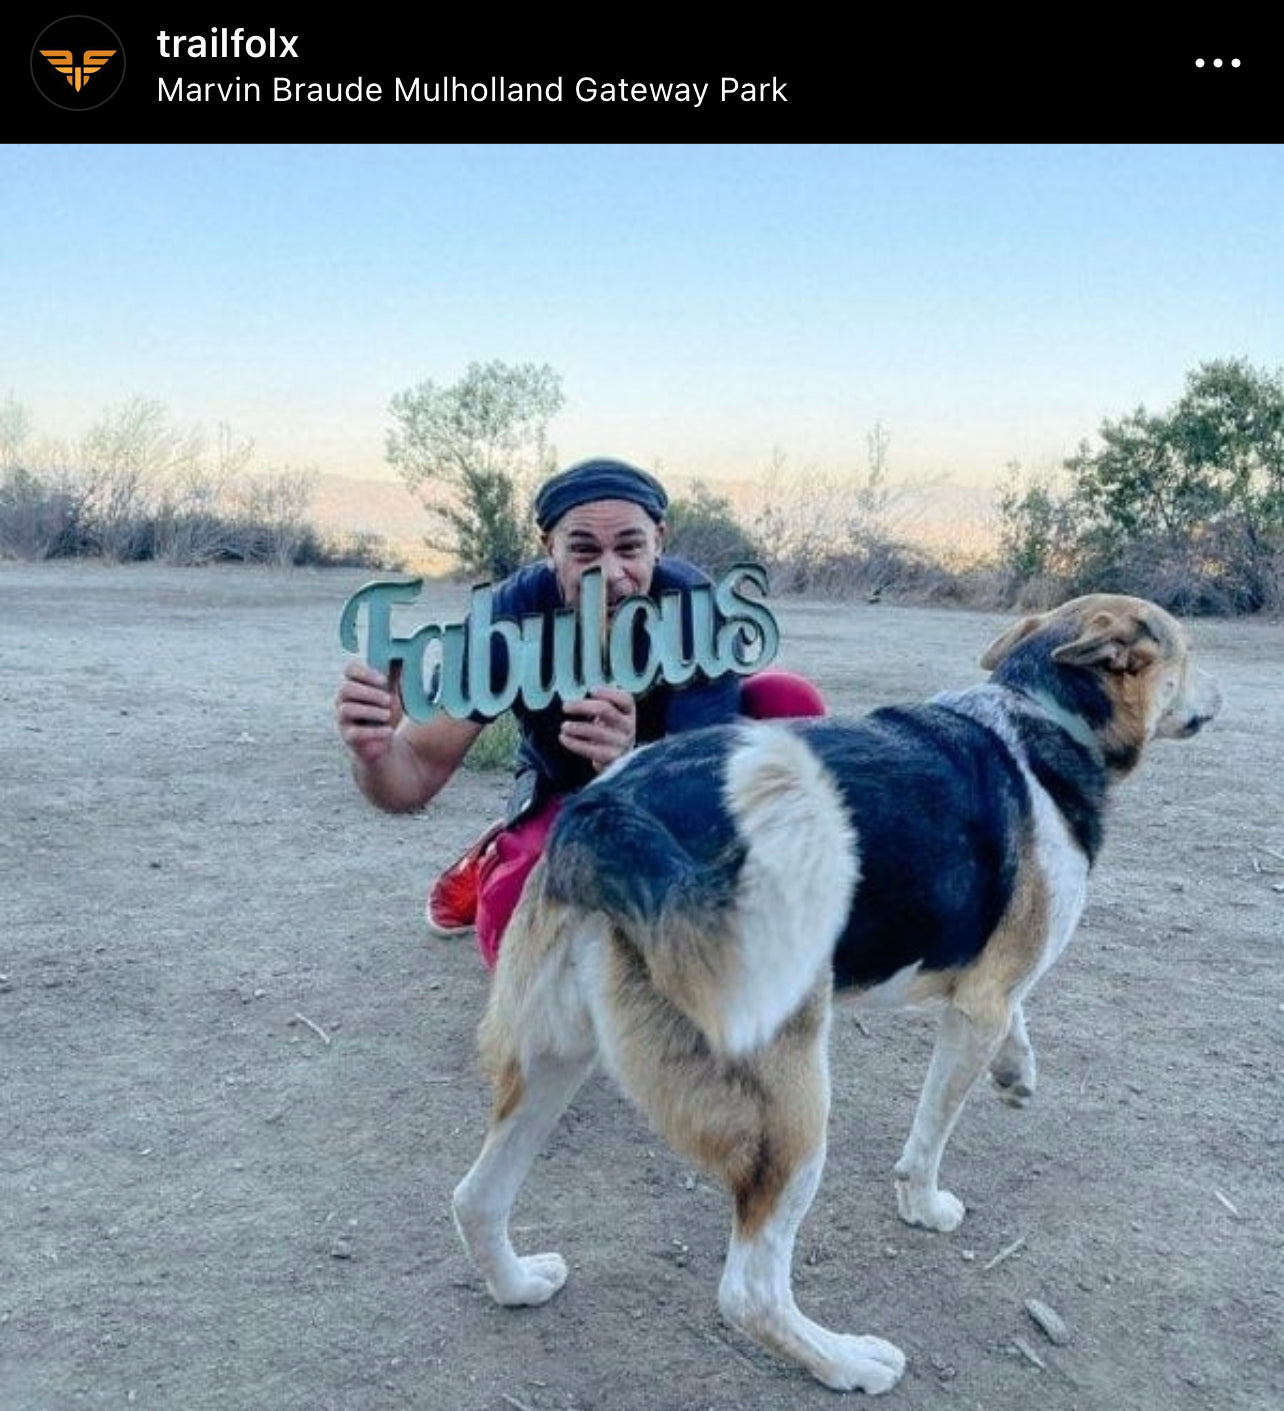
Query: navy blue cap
[[534, 457, 669, 531]]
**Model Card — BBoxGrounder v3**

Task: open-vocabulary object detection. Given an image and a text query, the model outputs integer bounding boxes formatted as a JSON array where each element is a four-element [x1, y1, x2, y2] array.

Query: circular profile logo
[[31, 14, 126, 110]]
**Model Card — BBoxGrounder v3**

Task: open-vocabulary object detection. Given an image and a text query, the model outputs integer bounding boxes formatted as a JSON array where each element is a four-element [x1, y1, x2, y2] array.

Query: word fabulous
[[338, 564, 780, 723]]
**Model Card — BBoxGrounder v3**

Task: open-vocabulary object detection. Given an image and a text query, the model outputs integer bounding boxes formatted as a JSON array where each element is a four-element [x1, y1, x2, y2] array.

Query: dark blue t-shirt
[[479, 557, 742, 805]]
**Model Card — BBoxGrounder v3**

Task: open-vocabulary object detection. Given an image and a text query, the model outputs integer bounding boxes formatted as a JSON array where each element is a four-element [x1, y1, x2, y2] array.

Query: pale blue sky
[[3, 144, 1281, 486]]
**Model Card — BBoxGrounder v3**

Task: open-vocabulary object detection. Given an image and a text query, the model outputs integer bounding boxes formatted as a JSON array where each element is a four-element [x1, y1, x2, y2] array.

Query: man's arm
[[336, 660, 485, 812]]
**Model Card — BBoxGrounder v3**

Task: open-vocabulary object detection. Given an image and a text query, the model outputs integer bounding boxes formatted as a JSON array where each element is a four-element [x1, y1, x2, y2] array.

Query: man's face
[[543, 499, 665, 614]]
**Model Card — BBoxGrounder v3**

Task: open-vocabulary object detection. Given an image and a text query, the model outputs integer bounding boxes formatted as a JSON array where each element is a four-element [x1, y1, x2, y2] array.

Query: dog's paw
[[990, 1071, 1035, 1108], [489, 1252, 568, 1307], [820, 1335, 906, 1394], [894, 1178, 966, 1232]]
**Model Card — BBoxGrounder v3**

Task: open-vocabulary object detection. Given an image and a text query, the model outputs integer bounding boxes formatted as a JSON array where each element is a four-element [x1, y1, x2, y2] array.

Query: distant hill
[[308, 471, 1000, 570], [311, 473, 436, 541], [694, 475, 1000, 561], [309, 474, 447, 569]]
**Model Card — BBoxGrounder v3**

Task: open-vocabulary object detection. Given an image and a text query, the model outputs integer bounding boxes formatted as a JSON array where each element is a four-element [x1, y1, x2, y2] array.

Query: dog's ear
[[980, 614, 1046, 671], [1051, 610, 1160, 674]]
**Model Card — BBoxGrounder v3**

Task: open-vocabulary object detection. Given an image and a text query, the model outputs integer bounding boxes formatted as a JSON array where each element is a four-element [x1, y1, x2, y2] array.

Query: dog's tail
[[545, 724, 859, 1056]]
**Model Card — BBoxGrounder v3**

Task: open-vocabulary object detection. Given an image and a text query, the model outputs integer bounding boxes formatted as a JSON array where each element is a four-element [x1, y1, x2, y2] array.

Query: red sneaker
[[425, 820, 505, 937]]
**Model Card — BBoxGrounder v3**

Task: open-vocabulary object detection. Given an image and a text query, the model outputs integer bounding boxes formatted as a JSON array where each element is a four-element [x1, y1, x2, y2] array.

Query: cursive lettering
[[339, 564, 780, 723]]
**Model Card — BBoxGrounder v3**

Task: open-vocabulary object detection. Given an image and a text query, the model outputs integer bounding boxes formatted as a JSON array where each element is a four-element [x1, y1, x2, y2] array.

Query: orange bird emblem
[[41, 49, 117, 92]]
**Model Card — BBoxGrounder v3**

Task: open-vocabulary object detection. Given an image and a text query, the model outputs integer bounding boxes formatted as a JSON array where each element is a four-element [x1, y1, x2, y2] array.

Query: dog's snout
[[1176, 713, 1213, 738], [1175, 670, 1223, 737], [1192, 670, 1224, 724]]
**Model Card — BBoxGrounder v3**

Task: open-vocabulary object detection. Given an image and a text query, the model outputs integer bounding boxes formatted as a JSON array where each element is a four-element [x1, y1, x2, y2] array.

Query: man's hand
[[336, 659, 484, 813], [336, 660, 404, 766], [560, 686, 637, 772]]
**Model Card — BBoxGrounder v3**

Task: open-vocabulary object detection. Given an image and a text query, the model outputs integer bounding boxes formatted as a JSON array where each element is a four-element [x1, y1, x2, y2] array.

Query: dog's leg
[[719, 1145, 906, 1394], [699, 991, 903, 1393], [453, 1050, 594, 1306], [989, 1001, 1037, 1107], [894, 1001, 1008, 1232], [613, 974, 904, 1391]]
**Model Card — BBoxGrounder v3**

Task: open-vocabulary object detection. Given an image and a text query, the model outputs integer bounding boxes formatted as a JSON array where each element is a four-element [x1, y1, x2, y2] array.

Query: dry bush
[[0, 467, 83, 559], [0, 398, 372, 568], [742, 448, 973, 602]]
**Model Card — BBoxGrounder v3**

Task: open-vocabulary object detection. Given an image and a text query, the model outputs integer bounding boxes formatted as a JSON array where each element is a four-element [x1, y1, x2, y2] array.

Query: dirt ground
[[2, 562, 1281, 1411]]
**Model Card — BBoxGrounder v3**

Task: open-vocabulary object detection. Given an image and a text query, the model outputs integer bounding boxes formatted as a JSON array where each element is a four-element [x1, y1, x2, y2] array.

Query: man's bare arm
[[336, 660, 485, 812]]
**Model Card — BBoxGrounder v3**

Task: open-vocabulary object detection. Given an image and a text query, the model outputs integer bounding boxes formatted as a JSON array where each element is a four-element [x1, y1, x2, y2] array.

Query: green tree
[[1068, 361, 1281, 539], [1071, 359, 1284, 611], [999, 359, 1284, 613], [386, 361, 565, 578]]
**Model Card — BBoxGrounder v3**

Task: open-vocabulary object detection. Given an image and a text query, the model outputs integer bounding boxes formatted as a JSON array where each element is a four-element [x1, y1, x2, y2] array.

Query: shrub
[[462, 711, 520, 772], [664, 481, 764, 575], [996, 360, 1284, 614], [745, 444, 956, 601], [0, 398, 374, 570], [0, 467, 83, 559]]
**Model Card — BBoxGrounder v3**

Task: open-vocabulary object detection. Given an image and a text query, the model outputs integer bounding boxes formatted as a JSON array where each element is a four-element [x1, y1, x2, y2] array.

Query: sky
[[3, 143, 1282, 489]]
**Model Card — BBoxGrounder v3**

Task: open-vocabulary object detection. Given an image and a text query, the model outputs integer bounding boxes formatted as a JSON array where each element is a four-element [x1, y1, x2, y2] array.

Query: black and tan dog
[[452, 594, 1221, 1393]]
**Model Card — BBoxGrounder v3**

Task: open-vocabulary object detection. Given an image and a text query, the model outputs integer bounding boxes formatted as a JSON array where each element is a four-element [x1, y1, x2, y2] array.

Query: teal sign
[[339, 563, 780, 723]]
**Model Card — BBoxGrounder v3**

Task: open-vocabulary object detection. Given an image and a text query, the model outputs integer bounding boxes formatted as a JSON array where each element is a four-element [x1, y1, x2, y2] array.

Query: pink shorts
[[474, 801, 563, 970], [474, 669, 826, 968]]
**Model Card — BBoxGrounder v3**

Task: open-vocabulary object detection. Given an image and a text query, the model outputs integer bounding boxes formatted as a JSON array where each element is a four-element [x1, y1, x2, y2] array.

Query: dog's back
[[547, 702, 1057, 1006], [793, 709, 1033, 990]]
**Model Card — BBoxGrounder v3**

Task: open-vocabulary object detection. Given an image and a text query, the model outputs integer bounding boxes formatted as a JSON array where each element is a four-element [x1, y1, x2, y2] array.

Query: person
[[336, 456, 825, 969]]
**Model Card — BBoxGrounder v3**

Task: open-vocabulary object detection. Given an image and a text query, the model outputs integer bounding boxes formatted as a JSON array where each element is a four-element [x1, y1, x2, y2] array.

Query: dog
[[452, 594, 1222, 1393]]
